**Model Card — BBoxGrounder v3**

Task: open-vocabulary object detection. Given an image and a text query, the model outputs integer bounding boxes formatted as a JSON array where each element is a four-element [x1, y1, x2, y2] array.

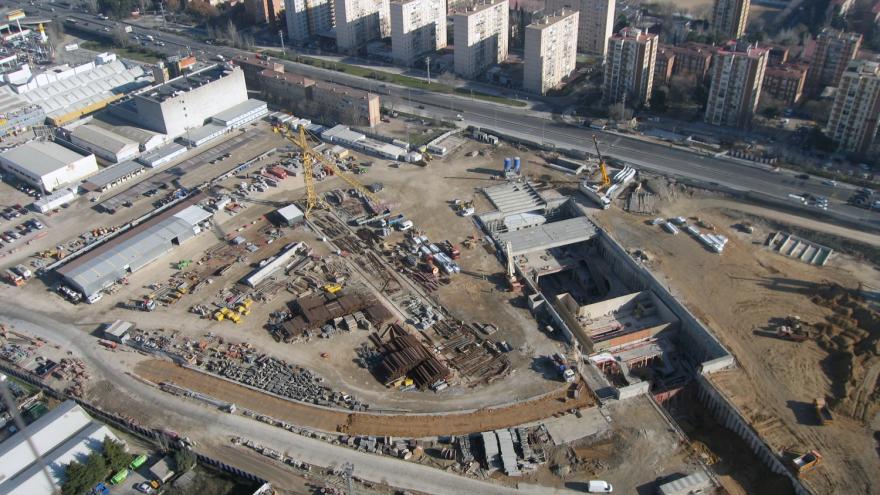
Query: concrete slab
[[497, 217, 598, 256], [544, 408, 609, 445]]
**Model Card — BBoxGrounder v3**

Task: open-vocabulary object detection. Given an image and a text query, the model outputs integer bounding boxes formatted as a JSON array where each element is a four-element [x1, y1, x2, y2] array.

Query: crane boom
[[592, 135, 610, 188], [283, 126, 384, 217]]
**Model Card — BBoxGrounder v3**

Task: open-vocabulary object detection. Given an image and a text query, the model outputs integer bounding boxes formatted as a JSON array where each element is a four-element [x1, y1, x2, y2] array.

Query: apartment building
[[453, 0, 509, 79], [390, 0, 447, 66], [522, 10, 578, 94], [335, 0, 391, 53], [762, 63, 807, 105], [654, 46, 675, 87], [286, 0, 335, 41], [245, 0, 283, 23], [670, 42, 717, 80], [704, 42, 768, 128], [545, 0, 614, 56], [826, 60, 880, 156], [235, 56, 381, 127], [603, 27, 658, 106], [711, 0, 749, 39], [805, 28, 862, 95]]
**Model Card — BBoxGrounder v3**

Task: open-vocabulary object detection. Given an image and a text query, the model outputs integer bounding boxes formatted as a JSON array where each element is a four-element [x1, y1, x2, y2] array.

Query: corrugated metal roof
[[57, 204, 211, 297], [497, 216, 598, 256], [84, 160, 144, 189], [0, 140, 90, 176], [211, 98, 267, 124], [277, 204, 304, 222], [0, 401, 87, 482], [10, 60, 148, 119], [71, 123, 138, 154]]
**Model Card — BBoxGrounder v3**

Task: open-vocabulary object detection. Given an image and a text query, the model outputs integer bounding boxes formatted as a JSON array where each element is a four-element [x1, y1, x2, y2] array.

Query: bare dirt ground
[[134, 358, 593, 437], [593, 194, 880, 495]]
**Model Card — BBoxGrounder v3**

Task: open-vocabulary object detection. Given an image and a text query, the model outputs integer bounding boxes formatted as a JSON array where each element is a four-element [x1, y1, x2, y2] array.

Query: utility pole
[[425, 56, 431, 84], [279, 29, 285, 52]]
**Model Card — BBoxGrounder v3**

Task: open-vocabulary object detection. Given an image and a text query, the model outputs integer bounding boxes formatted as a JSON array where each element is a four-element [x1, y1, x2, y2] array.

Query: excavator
[[277, 125, 385, 219]]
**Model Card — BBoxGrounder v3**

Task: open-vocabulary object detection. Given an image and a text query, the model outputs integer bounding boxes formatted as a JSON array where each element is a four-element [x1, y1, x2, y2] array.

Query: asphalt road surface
[[37, 5, 880, 232]]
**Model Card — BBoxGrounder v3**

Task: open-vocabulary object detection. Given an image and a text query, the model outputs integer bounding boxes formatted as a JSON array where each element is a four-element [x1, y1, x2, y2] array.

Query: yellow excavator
[[279, 126, 385, 219], [592, 135, 611, 189]]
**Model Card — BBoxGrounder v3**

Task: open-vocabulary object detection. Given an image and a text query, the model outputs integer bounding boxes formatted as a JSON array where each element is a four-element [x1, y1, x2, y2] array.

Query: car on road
[[417, 104, 425, 109], [822, 179, 837, 187], [456, 114, 463, 120], [795, 173, 810, 180]]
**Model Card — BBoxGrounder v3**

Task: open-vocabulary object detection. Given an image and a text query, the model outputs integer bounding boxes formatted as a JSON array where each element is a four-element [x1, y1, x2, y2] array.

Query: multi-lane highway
[[36, 4, 880, 231]]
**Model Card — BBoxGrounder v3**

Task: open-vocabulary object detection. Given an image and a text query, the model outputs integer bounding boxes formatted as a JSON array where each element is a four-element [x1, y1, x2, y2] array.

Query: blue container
[[514, 157, 521, 173], [503, 157, 512, 172]]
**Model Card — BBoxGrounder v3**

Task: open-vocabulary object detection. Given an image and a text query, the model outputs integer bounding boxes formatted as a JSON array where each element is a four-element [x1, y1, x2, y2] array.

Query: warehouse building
[[82, 160, 146, 192], [0, 56, 152, 125], [209, 99, 268, 128], [0, 400, 122, 495], [137, 142, 187, 168], [0, 140, 98, 192], [33, 188, 77, 213], [121, 65, 248, 137], [57, 196, 212, 299], [69, 124, 140, 163], [179, 123, 229, 148]]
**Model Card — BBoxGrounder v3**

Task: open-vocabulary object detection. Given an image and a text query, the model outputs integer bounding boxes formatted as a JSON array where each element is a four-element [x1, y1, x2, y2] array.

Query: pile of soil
[[810, 283, 880, 423]]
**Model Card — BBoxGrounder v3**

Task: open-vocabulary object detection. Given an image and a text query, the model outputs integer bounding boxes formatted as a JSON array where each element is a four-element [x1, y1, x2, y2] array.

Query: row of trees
[[61, 437, 129, 495]]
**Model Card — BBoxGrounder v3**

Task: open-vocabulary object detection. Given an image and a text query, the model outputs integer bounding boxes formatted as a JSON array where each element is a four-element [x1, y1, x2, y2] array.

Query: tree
[[112, 23, 130, 47], [102, 437, 129, 472], [613, 13, 629, 32], [186, 0, 219, 19], [166, 0, 181, 11], [174, 449, 196, 473], [62, 452, 107, 495], [98, 0, 135, 18]]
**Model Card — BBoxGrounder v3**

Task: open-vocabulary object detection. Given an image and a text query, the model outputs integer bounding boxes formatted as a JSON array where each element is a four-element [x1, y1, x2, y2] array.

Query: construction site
[[0, 97, 878, 495]]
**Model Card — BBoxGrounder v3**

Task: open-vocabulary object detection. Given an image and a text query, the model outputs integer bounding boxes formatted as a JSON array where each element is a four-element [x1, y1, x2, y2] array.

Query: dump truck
[[813, 398, 834, 425], [787, 449, 822, 476], [5, 269, 24, 287]]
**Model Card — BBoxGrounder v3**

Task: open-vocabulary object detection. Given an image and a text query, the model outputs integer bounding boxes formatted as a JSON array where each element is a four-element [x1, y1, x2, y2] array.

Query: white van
[[587, 480, 613, 493], [398, 220, 414, 231]]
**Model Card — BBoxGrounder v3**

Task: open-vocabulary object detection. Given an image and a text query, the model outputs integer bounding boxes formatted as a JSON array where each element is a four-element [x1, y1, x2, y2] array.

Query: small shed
[[276, 204, 305, 226], [103, 320, 133, 344], [148, 455, 176, 482]]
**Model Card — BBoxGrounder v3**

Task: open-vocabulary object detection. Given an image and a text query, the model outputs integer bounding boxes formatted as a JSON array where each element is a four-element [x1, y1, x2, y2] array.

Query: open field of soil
[[594, 195, 880, 495], [135, 358, 593, 437]]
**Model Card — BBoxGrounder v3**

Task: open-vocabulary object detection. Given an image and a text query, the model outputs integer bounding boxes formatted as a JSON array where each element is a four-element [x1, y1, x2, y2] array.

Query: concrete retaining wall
[[615, 380, 650, 399], [696, 375, 811, 495], [595, 231, 735, 371]]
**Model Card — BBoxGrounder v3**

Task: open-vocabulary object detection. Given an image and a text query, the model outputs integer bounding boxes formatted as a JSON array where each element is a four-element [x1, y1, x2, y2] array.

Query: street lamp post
[[425, 56, 431, 85]]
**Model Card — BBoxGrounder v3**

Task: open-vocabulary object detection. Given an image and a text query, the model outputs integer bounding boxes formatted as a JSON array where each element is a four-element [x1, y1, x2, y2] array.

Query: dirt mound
[[810, 283, 880, 423]]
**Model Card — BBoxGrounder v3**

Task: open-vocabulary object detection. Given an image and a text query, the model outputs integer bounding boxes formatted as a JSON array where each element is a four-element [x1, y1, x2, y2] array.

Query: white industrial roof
[[0, 401, 88, 483], [211, 98, 267, 124], [104, 320, 133, 338], [182, 123, 227, 143], [138, 142, 186, 166], [2, 60, 149, 120], [322, 124, 365, 143], [0, 140, 90, 176], [71, 124, 138, 154], [277, 204, 304, 222], [0, 422, 119, 495]]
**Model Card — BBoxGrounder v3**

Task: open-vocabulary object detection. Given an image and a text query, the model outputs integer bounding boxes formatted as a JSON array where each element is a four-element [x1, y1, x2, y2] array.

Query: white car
[[135, 482, 153, 494], [822, 179, 837, 187], [587, 480, 613, 493]]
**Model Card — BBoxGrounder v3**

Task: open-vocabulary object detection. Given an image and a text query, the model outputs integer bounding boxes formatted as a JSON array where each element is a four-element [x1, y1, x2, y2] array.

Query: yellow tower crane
[[592, 135, 611, 189], [282, 126, 385, 218]]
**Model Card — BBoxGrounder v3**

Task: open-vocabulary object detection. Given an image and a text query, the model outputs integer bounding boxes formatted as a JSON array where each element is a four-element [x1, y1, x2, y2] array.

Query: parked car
[[586, 480, 613, 493]]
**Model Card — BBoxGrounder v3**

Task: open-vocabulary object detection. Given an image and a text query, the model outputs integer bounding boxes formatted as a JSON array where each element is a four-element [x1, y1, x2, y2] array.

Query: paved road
[[0, 303, 579, 495], [37, 6, 880, 232]]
